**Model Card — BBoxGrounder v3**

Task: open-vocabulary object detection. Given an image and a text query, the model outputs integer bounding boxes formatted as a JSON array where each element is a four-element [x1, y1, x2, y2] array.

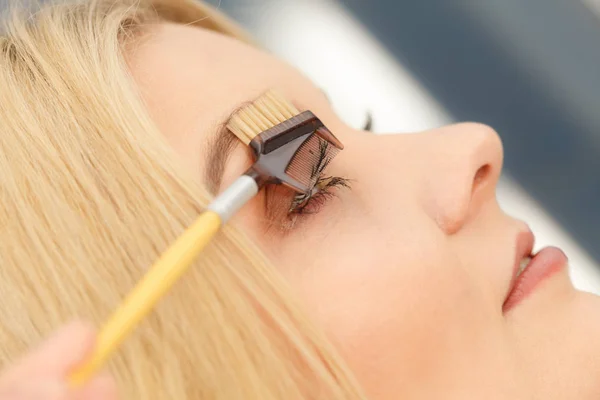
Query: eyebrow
[[204, 121, 240, 194]]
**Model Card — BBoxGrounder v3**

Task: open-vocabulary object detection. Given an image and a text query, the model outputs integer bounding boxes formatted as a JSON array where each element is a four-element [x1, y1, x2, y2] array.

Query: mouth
[[502, 230, 568, 313]]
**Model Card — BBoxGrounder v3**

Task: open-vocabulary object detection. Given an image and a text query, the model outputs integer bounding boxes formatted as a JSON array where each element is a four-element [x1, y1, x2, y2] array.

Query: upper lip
[[504, 229, 535, 303]]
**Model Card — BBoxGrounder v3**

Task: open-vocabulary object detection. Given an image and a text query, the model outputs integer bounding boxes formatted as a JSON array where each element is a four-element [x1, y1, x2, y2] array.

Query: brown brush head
[[226, 90, 344, 194]]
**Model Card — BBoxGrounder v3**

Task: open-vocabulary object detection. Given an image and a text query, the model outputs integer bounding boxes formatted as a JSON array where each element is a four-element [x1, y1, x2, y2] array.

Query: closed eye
[[289, 176, 350, 215]]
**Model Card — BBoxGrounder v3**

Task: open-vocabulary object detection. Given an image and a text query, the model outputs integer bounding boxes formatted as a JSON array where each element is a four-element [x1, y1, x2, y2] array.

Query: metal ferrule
[[207, 175, 259, 223]]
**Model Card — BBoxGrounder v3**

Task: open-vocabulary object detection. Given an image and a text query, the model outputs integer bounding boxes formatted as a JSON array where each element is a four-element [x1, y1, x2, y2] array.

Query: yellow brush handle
[[69, 210, 222, 387]]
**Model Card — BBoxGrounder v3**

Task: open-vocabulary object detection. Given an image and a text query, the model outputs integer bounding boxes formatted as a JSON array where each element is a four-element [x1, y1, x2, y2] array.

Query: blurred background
[[211, 0, 600, 294]]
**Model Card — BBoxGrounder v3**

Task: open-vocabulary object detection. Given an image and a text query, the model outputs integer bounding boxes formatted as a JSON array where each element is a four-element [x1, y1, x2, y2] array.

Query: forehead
[[126, 22, 322, 182], [128, 22, 312, 134]]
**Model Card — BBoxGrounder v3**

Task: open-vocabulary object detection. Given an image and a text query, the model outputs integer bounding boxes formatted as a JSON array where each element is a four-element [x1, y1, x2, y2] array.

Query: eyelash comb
[[226, 90, 343, 199], [69, 89, 344, 386]]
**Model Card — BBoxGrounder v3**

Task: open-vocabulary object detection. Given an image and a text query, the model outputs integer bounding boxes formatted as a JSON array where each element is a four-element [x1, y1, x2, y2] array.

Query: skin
[[127, 22, 600, 399], [0, 323, 116, 399]]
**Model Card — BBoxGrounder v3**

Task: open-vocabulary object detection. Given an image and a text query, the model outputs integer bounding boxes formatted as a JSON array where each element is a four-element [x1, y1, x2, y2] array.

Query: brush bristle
[[285, 135, 341, 189], [227, 89, 300, 145]]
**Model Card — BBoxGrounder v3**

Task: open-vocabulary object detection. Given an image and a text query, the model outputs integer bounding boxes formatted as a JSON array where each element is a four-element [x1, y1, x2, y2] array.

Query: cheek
[[277, 213, 478, 381], [231, 179, 509, 392], [275, 206, 515, 397]]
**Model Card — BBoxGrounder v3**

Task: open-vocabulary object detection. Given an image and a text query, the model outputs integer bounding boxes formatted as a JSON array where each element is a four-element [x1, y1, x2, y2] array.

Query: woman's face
[[129, 23, 600, 399]]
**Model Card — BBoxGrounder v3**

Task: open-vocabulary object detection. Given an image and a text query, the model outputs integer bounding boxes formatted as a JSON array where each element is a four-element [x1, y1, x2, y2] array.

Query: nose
[[417, 123, 504, 234]]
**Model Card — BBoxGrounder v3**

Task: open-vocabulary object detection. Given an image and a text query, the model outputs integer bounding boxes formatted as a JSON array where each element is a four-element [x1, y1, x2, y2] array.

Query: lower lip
[[503, 247, 567, 312]]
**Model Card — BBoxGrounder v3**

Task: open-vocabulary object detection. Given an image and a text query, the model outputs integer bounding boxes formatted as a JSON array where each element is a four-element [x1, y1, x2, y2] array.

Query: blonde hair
[[0, 0, 366, 398]]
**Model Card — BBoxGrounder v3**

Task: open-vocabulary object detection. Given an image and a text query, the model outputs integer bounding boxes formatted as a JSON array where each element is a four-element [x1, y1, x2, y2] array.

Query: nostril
[[472, 164, 491, 194]]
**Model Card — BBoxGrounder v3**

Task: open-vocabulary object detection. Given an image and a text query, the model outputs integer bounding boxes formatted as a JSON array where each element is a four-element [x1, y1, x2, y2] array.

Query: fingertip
[[33, 320, 98, 375], [45, 320, 96, 355], [0, 321, 99, 384], [76, 372, 118, 400], [59, 320, 96, 339], [45, 320, 95, 345]]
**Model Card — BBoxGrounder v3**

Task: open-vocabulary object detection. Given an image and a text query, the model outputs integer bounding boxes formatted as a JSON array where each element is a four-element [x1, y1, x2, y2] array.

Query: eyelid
[[260, 183, 342, 233], [262, 184, 297, 224], [260, 172, 351, 232], [289, 176, 350, 215]]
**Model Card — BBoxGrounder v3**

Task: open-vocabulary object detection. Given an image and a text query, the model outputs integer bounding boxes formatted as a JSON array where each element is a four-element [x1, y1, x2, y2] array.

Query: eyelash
[[289, 176, 350, 215], [272, 108, 371, 218], [288, 139, 350, 215]]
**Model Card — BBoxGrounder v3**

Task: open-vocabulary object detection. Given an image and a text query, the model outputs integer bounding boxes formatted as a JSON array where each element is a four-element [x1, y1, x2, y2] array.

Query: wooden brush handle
[[69, 211, 222, 387]]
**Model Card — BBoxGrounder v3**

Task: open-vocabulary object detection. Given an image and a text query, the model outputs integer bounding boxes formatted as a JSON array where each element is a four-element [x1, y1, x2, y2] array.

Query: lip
[[503, 245, 568, 313], [504, 230, 535, 300]]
